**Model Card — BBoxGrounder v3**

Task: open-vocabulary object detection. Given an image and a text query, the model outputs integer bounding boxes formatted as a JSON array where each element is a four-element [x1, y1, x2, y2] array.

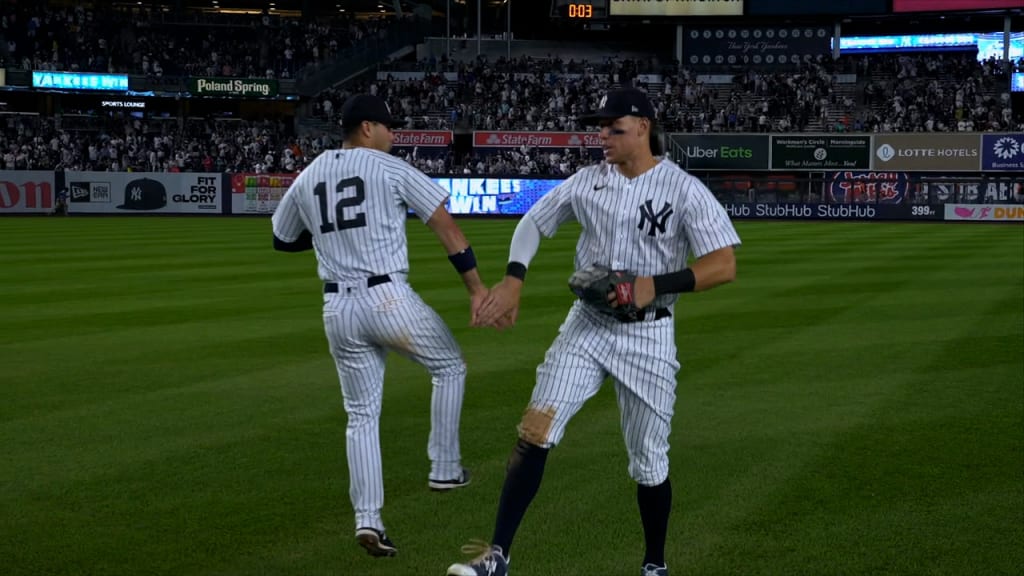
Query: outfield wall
[[1, 170, 1022, 222]]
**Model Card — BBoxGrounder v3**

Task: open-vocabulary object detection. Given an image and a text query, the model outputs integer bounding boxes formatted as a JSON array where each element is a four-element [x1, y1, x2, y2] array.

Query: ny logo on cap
[[130, 188, 142, 201]]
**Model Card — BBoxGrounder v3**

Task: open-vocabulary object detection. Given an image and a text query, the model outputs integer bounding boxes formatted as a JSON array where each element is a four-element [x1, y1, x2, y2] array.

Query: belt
[[624, 307, 672, 323], [324, 274, 391, 293]]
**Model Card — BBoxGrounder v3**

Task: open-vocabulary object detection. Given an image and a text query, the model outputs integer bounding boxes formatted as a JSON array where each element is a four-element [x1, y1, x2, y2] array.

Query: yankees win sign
[[65, 172, 223, 213]]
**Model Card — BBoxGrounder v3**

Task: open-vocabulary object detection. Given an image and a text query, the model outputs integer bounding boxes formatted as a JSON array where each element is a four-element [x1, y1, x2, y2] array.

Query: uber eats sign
[[188, 77, 279, 97], [670, 134, 769, 170]]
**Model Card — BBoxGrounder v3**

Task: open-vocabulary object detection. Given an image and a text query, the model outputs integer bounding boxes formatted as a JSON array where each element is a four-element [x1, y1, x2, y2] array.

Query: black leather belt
[[626, 307, 672, 323], [324, 275, 391, 293]]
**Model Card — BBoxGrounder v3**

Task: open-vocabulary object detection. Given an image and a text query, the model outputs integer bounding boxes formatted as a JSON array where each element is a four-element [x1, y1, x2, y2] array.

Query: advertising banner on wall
[[828, 171, 910, 204], [913, 175, 1024, 204], [231, 173, 295, 214], [872, 134, 980, 171], [187, 77, 279, 98], [609, 0, 743, 17], [432, 177, 562, 215], [392, 130, 453, 148], [32, 71, 128, 91], [682, 27, 830, 66], [66, 172, 222, 213], [944, 204, 1024, 222], [473, 131, 602, 149], [721, 202, 943, 221], [670, 134, 769, 170], [0, 171, 56, 213], [980, 134, 1024, 171], [771, 136, 871, 170]]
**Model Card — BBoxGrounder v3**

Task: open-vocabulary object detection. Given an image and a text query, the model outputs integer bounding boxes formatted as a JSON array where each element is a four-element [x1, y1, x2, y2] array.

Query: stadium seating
[[1, 38, 1020, 175], [0, 4, 399, 80]]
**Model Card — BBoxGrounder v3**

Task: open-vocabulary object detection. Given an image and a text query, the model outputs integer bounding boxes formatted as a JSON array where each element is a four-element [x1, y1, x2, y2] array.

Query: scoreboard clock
[[551, 0, 609, 20], [568, 2, 594, 18]]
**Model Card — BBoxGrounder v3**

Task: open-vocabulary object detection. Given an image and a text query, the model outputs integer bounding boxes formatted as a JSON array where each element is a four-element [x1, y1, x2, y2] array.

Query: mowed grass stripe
[[1, 217, 1021, 576]]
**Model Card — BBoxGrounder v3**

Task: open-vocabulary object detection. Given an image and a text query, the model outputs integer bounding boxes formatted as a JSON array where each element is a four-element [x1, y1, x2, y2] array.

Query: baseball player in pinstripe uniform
[[446, 88, 741, 576], [272, 94, 486, 558]]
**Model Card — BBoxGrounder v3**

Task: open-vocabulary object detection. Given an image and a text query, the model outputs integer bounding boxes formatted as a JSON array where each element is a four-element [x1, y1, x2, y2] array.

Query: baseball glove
[[568, 264, 641, 321]]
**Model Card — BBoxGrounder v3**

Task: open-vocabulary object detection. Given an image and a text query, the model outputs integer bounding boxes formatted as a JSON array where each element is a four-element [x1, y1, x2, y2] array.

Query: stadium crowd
[[313, 52, 1021, 134], [0, 115, 332, 173], [0, 4, 400, 79], [0, 17, 1021, 177]]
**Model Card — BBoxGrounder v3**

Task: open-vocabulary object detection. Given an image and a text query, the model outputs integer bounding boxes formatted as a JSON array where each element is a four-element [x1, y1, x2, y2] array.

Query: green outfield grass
[[1, 217, 1021, 576]]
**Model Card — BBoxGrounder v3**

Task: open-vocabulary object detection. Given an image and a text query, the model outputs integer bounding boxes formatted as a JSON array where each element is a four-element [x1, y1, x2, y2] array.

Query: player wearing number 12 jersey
[[271, 94, 487, 558]]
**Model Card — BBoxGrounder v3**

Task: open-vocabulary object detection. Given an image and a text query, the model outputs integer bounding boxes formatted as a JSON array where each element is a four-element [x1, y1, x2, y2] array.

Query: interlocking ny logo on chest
[[637, 199, 673, 236]]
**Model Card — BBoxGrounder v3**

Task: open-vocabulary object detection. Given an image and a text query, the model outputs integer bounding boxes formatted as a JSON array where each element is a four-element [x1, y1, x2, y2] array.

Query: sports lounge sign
[[872, 134, 980, 171]]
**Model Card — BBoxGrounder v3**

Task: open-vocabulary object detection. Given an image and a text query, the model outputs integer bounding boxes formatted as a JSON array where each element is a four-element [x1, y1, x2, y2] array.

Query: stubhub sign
[[32, 71, 129, 91]]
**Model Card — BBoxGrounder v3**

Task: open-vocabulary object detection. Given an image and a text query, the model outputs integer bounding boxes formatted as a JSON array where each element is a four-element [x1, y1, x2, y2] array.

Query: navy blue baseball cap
[[580, 88, 657, 125], [341, 94, 406, 129]]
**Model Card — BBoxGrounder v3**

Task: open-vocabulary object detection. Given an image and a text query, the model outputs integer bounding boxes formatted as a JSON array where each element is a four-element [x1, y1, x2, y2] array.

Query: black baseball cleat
[[641, 563, 668, 576], [446, 543, 508, 576], [355, 527, 397, 557], [429, 468, 471, 491]]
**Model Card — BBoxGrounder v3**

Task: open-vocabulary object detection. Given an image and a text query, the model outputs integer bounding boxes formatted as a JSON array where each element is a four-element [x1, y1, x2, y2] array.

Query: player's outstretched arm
[[474, 215, 542, 328], [425, 201, 489, 322], [629, 246, 737, 308]]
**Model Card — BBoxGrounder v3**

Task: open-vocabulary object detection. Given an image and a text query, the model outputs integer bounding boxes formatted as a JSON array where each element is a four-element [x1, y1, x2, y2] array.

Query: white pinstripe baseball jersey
[[522, 158, 740, 486], [272, 147, 448, 281], [528, 159, 740, 310]]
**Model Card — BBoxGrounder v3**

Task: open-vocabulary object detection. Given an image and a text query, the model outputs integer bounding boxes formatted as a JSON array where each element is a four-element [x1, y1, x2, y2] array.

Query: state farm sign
[[473, 131, 603, 148], [392, 130, 453, 147], [0, 171, 55, 213]]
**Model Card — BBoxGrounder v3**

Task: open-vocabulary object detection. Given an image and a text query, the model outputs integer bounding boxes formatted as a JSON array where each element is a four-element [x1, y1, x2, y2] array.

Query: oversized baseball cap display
[[580, 88, 657, 124], [117, 178, 167, 210], [341, 94, 406, 129]]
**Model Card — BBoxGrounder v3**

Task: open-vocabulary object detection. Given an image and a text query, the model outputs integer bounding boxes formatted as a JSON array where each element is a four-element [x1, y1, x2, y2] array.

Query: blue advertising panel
[[32, 71, 129, 91], [1012, 72, 1024, 92], [432, 177, 562, 215], [981, 134, 1024, 172]]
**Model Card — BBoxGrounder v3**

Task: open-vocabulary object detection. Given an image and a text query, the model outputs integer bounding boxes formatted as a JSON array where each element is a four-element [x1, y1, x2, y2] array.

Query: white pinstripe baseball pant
[[322, 275, 466, 531], [524, 301, 679, 486]]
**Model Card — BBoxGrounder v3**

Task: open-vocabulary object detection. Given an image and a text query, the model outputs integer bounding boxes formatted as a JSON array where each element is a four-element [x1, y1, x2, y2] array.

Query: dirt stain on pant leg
[[517, 404, 556, 445], [383, 331, 414, 356]]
